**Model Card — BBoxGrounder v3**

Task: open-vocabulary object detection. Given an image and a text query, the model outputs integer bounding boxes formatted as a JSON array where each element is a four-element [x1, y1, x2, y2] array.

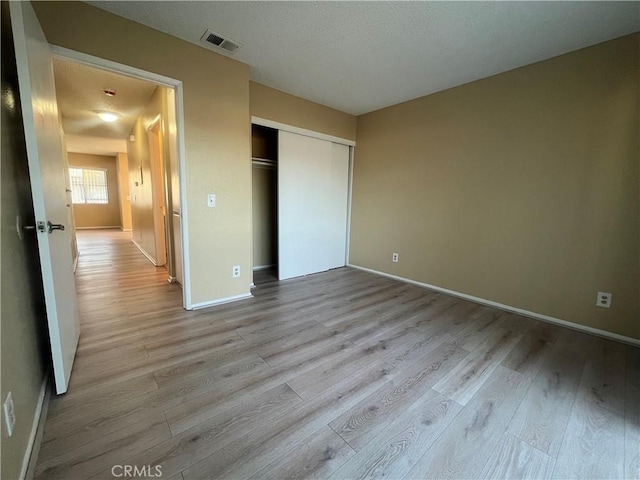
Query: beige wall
[[252, 166, 277, 268], [68, 152, 121, 228], [250, 81, 357, 141], [35, 1, 252, 305], [1, 5, 47, 478], [127, 86, 164, 261], [116, 152, 132, 231], [351, 34, 640, 340]]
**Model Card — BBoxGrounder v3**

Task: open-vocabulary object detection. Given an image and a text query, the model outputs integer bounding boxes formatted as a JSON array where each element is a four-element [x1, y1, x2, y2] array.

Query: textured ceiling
[[65, 135, 128, 156], [53, 57, 157, 140], [86, 1, 640, 115]]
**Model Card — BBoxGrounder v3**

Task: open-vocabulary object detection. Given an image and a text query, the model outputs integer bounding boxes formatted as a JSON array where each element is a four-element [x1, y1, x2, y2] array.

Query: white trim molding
[[349, 264, 640, 347], [345, 146, 355, 265], [21, 376, 49, 480], [251, 116, 356, 147], [75, 226, 121, 230], [132, 239, 157, 266], [51, 46, 180, 87], [189, 292, 253, 310]]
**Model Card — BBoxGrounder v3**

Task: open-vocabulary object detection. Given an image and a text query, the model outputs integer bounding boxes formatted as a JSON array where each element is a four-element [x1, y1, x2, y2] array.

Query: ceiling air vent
[[200, 29, 242, 54]]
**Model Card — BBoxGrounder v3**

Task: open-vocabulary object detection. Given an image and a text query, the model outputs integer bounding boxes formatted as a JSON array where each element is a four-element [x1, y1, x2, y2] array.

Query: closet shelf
[[252, 157, 277, 168]]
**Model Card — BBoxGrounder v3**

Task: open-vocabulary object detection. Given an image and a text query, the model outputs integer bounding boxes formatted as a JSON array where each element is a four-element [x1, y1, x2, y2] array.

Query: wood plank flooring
[[35, 230, 639, 480]]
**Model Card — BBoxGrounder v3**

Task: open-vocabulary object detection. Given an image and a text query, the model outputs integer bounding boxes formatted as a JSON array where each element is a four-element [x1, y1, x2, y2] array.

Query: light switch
[[207, 194, 216, 208]]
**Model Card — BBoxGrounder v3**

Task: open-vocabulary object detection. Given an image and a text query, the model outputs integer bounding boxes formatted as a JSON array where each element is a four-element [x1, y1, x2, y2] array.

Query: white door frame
[[51, 45, 192, 309], [251, 116, 356, 147]]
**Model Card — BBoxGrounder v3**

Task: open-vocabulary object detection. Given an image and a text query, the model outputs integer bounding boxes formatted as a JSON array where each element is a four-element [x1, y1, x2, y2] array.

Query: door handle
[[47, 221, 65, 233], [24, 221, 46, 233], [23, 221, 65, 233]]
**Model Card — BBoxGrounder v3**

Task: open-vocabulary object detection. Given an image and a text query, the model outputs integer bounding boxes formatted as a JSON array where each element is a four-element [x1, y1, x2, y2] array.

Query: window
[[69, 167, 109, 204]]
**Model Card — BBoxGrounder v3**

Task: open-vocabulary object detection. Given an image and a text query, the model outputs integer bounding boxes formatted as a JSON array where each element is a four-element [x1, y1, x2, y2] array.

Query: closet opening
[[251, 124, 278, 285]]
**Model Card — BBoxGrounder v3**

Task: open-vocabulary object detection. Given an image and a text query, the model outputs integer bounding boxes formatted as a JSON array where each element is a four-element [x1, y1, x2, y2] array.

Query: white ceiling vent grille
[[200, 29, 242, 54]]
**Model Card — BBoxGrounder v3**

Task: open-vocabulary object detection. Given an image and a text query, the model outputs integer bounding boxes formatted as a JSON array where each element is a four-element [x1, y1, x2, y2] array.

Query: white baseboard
[[189, 292, 253, 310], [348, 264, 640, 347], [72, 254, 78, 274], [253, 264, 276, 271], [21, 376, 49, 480], [75, 226, 121, 230], [132, 240, 157, 266]]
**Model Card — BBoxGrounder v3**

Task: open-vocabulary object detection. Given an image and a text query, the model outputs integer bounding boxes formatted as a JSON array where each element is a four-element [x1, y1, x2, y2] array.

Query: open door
[[10, 1, 80, 394]]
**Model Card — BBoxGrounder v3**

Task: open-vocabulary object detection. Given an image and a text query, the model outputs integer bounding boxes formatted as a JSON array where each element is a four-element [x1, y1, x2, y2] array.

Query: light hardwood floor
[[35, 230, 639, 480]]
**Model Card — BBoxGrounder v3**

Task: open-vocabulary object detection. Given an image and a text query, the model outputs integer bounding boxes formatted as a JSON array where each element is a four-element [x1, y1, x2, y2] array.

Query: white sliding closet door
[[278, 131, 350, 280]]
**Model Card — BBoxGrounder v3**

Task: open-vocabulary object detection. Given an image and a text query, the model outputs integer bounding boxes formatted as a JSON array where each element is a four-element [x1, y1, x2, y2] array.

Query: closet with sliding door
[[251, 121, 352, 284]]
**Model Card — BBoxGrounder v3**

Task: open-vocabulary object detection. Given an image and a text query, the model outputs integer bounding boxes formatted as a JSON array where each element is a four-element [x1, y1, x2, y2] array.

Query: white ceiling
[[53, 57, 157, 144], [86, 1, 640, 115]]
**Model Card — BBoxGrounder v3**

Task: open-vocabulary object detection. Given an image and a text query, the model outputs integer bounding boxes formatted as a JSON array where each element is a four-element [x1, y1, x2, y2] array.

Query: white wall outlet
[[596, 291, 612, 308], [232, 265, 240, 278], [207, 194, 216, 208], [4, 392, 15, 437], [392, 253, 399, 263]]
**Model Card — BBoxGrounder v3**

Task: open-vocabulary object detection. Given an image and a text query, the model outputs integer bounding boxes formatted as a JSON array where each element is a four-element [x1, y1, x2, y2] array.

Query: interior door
[[278, 131, 350, 280], [10, 1, 80, 394]]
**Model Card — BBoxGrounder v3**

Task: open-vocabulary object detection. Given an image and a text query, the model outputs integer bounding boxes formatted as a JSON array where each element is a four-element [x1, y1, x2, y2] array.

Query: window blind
[[69, 167, 109, 204]]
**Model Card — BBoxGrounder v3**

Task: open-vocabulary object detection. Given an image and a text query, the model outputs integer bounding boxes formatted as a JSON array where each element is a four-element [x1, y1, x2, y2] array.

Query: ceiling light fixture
[[95, 110, 119, 122]]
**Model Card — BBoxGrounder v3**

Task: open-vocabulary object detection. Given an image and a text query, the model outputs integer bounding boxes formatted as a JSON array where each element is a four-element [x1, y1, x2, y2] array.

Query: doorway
[[50, 50, 189, 307]]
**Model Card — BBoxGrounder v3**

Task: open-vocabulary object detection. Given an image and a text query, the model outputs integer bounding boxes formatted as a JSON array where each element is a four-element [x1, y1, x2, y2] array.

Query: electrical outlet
[[4, 392, 15, 437], [596, 291, 612, 308], [392, 253, 399, 263], [232, 265, 240, 278]]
